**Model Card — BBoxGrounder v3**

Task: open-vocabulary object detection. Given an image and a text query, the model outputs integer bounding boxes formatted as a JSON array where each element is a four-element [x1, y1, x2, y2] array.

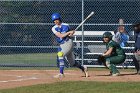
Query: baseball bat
[[75, 11, 94, 31]]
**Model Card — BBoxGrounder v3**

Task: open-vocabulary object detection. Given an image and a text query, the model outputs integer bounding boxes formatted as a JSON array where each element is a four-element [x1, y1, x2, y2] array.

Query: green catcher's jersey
[[106, 40, 126, 56]]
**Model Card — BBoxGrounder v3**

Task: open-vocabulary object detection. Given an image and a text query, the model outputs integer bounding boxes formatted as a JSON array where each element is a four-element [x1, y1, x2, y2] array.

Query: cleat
[[83, 65, 89, 77], [109, 71, 113, 76], [112, 72, 120, 76], [53, 73, 65, 78]]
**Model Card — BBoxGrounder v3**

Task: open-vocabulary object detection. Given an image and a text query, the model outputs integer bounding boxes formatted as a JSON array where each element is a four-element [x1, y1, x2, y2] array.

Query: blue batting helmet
[[51, 13, 61, 21]]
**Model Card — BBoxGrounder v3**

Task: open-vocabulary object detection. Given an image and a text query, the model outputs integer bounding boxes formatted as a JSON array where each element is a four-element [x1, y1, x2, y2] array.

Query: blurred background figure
[[133, 22, 140, 74], [112, 19, 129, 48]]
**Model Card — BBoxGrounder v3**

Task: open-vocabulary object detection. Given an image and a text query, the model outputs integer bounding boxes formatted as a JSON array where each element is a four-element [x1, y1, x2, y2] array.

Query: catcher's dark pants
[[106, 55, 126, 64], [105, 55, 126, 74]]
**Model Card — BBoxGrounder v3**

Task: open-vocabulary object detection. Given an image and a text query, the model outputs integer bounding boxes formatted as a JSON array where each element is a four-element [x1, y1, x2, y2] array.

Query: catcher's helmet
[[51, 13, 61, 21], [103, 32, 113, 40]]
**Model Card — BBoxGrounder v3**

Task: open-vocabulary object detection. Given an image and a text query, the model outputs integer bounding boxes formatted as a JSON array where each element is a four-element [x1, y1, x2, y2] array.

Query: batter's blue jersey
[[52, 23, 70, 44]]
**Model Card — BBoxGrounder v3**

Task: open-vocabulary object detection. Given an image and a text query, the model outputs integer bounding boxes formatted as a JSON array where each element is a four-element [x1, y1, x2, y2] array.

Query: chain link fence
[[0, 0, 139, 68]]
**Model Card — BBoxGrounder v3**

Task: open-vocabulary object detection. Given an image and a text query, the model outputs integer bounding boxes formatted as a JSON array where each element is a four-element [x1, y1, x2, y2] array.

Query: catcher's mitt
[[97, 55, 106, 65]]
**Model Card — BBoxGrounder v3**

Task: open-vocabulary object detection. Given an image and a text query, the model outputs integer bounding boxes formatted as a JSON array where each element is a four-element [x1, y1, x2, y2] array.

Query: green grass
[[0, 53, 57, 66], [0, 81, 140, 93]]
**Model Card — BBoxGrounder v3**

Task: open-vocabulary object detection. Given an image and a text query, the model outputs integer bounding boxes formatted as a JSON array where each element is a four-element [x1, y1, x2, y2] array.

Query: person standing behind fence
[[102, 32, 126, 76], [133, 22, 140, 75], [51, 13, 88, 78], [112, 19, 129, 48]]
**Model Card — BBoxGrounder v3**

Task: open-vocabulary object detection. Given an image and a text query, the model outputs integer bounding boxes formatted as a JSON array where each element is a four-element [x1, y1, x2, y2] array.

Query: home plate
[[64, 73, 77, 75]]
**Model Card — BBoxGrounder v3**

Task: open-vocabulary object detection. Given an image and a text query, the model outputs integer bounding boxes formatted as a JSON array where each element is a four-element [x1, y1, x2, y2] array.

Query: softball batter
[[51, 13, 88, 78], [102, 32, 126, 76]]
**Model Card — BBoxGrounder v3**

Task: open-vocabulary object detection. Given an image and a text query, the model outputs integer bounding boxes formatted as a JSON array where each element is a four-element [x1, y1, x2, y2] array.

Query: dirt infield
[[0, 69, 140, 89]]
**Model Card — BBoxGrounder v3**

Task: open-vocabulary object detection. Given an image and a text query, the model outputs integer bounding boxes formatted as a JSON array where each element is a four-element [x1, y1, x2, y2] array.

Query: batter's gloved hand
[[97, 55, 106, 65]]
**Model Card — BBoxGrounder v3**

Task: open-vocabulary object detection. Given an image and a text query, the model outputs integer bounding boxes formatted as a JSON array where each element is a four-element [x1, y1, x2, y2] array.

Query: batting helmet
[[103, 32, 113, 40], [51, 13, 61, 21]]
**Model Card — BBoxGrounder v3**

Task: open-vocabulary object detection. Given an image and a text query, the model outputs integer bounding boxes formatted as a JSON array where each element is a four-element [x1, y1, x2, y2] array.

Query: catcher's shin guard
[[106, 61, 119, 75]]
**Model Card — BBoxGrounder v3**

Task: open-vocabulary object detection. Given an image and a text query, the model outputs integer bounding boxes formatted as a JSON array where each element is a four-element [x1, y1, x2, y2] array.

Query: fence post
[[81, 0, 84, 65]]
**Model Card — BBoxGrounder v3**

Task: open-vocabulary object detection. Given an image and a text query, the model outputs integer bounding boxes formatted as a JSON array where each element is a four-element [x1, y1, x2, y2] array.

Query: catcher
[[98, 32, 126, 76]]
